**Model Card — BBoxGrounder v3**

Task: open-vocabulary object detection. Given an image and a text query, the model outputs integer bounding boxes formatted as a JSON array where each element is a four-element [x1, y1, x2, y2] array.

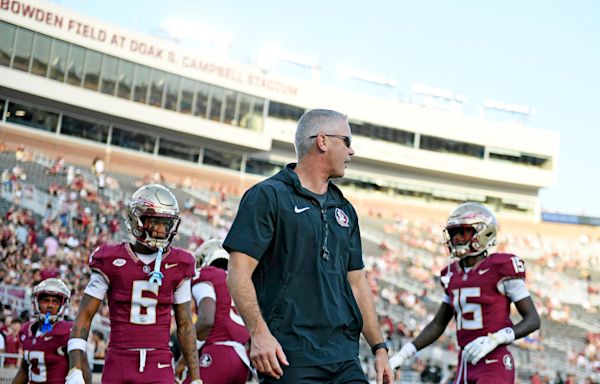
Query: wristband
[[492, 327, 515, 344], [371, 342, 388, 355], [67, 338, 88, 352], [402, 342, 417, 356]]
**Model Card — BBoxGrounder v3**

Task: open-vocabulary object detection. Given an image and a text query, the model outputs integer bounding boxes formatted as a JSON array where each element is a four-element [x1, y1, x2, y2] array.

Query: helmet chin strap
[[40, 312, 53, 333], [441, 250, 488, 289], [149, 247, 164, 286]]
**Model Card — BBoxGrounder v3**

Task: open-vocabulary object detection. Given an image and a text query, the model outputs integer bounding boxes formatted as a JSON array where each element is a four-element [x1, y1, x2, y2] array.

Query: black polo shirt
[[224, 163, 365, 367]]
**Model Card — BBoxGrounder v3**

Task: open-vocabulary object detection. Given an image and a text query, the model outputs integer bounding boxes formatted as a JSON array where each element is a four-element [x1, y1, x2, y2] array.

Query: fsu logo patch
[[112, 258, 126, 267], [503, 354, 513, 370], [335, 208, 349, 227], [199, 353, 212, 368]]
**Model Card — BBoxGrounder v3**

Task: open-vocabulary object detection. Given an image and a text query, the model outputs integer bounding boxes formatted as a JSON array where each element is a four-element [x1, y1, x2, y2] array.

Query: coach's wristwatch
[[371, 342, 389, 355]]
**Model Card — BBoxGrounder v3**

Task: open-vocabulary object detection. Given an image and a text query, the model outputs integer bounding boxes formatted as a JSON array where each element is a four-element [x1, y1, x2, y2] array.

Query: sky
[[55, 0, 600, 217]]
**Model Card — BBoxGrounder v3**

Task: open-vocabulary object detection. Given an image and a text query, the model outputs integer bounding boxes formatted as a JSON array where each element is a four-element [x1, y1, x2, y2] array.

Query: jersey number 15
[[452, 287, 483, 331]]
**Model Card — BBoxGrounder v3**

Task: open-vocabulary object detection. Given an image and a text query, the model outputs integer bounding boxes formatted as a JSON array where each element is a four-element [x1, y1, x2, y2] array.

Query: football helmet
[[443, 202, 497, 258], [32, 278, 71, 323], [125, 184, 180, 250], [194, 239, 229, 270]]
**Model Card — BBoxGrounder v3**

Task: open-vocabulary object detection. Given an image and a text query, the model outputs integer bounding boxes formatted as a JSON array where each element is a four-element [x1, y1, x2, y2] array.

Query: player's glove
[[190, 380, 203, 384], [65, 368, 85, 384], [389, 342, 417, 370], [463, 327, 515, 364]]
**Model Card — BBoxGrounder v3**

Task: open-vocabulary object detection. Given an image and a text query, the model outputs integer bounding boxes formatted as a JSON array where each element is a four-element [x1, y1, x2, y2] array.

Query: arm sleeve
[[83, 272, 109, 300], [502, 278, 530, 302], [223, 184, 276, 261], [173, 278, 192, 304], [192, 282, 216, 307]]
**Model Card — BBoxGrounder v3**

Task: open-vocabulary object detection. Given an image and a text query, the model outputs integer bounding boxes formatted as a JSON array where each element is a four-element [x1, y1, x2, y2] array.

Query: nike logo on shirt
[[478, 268, 490, 275], [157, 363, 171, 369], [165, 263, 178, 269], [294, 206, 310, 213]]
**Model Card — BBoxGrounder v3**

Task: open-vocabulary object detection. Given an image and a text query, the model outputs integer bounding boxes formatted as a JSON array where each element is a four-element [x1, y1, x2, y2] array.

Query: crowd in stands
[[0, 146, 135, 369], [1, 145, 600, 383]]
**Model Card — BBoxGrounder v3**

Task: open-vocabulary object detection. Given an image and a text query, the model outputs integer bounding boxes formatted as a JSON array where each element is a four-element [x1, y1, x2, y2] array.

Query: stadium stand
[[1, 146, 599, 383]]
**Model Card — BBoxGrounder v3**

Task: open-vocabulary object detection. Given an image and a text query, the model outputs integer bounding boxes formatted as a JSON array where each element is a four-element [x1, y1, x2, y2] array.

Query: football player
[[12, 278, 74, 384], [66, 184, 202, 384], [176, 239, 253, 384], [389, 202, 540, 383]]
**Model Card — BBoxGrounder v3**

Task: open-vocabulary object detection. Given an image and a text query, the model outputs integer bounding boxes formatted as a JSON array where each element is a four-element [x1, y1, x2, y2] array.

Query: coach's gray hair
[[294, 109, 347, 160]]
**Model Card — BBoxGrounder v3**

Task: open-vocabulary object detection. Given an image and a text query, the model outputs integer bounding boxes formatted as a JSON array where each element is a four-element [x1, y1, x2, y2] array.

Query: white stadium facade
[[0, 0, 559, 220]]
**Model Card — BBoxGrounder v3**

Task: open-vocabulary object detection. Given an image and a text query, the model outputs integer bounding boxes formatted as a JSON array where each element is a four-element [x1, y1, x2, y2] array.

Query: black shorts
[[259, 358, 368, 384]]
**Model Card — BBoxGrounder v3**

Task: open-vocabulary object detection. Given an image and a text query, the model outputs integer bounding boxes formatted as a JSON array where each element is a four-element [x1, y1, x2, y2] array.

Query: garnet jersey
[[440, 253, 526, 348], [89, 243, 195, 349], [19, 320, 72, 384], [192, 266, 250, 346]]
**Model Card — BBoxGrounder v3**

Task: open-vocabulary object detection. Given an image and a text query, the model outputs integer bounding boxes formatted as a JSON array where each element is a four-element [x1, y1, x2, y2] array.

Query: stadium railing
[[0, 284, 31, 316], [0, 183, 55, 219]]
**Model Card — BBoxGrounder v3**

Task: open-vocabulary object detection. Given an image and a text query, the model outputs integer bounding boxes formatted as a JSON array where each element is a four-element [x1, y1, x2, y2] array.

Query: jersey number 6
[[130, 280, 159, 324]]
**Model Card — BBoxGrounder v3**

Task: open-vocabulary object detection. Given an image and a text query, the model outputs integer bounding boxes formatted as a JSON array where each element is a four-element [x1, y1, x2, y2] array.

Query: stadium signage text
[[181, 57, 298, 95], [0, 0, 298, 96]]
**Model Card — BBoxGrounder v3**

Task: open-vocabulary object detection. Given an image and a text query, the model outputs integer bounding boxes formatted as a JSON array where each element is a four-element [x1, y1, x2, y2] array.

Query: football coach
[[224, 109, 393, 384]]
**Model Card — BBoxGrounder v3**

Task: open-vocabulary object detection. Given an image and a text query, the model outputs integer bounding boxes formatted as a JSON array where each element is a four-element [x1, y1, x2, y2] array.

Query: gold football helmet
[[443, 202, 498, 258], [33, 278, 71, 323], [194, 239, 229, 270], [125, 184, 180, 250]]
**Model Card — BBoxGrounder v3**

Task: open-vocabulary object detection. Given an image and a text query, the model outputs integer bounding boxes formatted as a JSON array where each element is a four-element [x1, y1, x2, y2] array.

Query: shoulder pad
[[53, 320, 73, 336], [193, 266, 227, 286], [488, 252, 526, 279], [21, 320, 36, 337], [89, 243, 124, 262], [89, 243, 127, 277], [198, 266, 226, 282], [488, 252, 515, 264], [440, 260, 459, 278], [168, 247, 196, 278], [439, 260, 459, 291], [170, 247, 195, 265]]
